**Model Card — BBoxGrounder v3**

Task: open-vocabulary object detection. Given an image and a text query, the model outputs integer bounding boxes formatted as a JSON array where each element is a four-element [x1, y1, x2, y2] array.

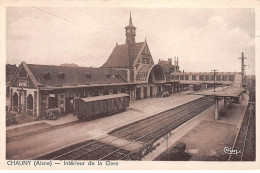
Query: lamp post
[[211, 69, 218, 92], [238, 52, 247, 87]]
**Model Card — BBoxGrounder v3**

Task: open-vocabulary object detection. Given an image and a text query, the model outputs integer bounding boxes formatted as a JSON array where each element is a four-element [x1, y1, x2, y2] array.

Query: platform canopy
[[193, 86, 245, 98], [179, 80, 233, 85]]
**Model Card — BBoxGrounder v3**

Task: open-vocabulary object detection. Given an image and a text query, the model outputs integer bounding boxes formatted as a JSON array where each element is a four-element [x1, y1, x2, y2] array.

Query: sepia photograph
[[1, 2, 259, 170]]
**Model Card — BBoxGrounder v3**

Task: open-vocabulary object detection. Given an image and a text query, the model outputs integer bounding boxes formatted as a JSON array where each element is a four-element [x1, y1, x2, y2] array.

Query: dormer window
[[114, 73, 119, 78], [58, 72, 65, 79], [85, 72, 91, 78], [44, 72, 50, 79]]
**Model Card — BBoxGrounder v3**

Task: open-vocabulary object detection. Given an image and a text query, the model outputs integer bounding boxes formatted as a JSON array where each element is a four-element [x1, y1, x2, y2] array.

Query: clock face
[[127, 29, 131, 33]]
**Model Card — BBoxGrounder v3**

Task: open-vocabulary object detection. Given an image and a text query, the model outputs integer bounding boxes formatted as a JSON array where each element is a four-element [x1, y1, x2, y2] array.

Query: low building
[[170, 72, 237, 91]]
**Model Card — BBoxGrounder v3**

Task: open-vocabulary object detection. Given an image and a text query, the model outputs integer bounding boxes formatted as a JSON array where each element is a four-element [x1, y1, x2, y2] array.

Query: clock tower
[[125, 12, 136, 45]]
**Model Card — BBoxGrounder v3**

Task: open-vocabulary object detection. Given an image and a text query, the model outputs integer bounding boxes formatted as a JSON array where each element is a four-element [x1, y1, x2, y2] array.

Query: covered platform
[[193, 86, 245, 119]]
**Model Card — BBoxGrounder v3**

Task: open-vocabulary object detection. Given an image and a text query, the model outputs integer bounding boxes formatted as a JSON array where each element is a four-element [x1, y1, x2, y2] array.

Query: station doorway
[[136, 88, 141, 100], [144, 87, 148, 99], [65, 94, 74, 114], [150, 86, 153, 97]]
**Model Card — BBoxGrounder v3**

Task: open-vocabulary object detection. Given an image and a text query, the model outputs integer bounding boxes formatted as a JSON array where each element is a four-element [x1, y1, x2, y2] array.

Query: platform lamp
[[211, 69, 218, 92]]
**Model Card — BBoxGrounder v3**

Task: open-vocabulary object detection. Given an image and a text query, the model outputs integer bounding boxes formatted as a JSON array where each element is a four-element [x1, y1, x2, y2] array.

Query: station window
[[113, 89, 118, 94], [185, 75, 189, 80], [222, 75, 228, 81], [13, 93, 18, 107], [175, 75, 180, 80], [210, 75, 215, 81], [142, 57, 149, 64], [205, 75, 209, 81], [121, 88, 126, 93], [27, 94, 33, 110], [192, 76, 196, 81], [199, 75, 204, 81], [103, 90, 109, 95], [79, 90, 85, 98], [229, 75, 234, 81], [180, 75, 184, 80], [216, 75, 221, 81], [48, 94, 58, 109], [92, 90, 99, 96]]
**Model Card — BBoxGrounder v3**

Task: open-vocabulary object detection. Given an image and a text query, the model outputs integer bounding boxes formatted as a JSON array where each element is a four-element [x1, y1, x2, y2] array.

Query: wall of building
[[10, 87, 37, 116], [170, 72, 236, 85]]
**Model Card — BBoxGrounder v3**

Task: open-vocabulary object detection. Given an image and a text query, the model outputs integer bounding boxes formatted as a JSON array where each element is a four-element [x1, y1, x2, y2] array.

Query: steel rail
[[112, 97, 213, 139], [240, 109, 253, 161], [119, 100, 215, 160], [228, 103, 251, 161], [66, 97, 213, 160], [99, 100, 215, 160], [51, 96, 210, 160]]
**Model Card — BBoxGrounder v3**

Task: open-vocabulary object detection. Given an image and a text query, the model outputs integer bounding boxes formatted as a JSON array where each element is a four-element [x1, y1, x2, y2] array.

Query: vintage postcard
[[0, 0, 259, 170]]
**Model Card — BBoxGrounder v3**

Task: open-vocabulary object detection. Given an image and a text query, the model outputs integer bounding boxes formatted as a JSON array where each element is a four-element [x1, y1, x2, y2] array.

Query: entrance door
[[65, 96, 74, 114], [41, 101, 47, 116], [136, 88, 141, 100], [144, 87, 147, 99], [150, 86, 153, 97]]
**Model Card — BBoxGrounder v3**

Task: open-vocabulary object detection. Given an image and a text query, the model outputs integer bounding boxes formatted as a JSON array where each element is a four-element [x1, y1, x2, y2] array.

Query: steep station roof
[[102, 42, 144, 68], [27, 64, 128, 87]]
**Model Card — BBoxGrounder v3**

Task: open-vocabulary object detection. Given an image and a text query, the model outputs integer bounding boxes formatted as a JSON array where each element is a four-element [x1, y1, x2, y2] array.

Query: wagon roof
[[77, 93, 129, 102]]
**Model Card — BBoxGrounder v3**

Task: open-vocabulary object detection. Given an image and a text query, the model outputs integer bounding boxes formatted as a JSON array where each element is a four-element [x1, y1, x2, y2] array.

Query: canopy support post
[[214, 97, 219, 120], [223, 97, 227, 112]]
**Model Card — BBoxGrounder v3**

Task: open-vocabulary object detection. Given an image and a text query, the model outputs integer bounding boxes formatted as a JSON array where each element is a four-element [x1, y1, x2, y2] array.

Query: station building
[[8, 14, 179, 117], [8, 14, 237, 117]]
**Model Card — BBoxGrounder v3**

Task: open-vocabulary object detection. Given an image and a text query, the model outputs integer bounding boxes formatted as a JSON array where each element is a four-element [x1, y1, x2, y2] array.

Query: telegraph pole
[[238, 52, 247, 86], [211, 69, 218, 92]]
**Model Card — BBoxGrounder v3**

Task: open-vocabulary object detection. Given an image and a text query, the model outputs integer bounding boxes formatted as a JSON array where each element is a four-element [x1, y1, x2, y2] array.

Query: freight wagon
[[75, 93, 130, 120]]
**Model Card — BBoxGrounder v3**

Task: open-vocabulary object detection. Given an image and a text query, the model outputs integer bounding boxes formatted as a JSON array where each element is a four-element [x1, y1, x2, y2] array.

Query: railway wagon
[[75, 93, 130, 120]]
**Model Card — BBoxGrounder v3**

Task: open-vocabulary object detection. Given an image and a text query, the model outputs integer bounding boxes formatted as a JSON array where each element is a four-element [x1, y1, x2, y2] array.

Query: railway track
[[109, 96, 215, 142], [39, 96, 217, 160], [229, 103, 255, 161]]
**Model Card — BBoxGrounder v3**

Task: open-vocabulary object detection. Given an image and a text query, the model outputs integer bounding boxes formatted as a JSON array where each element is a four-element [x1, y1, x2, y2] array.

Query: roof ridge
[[116, 42, 144, 46], [28, 64, 101, 70]]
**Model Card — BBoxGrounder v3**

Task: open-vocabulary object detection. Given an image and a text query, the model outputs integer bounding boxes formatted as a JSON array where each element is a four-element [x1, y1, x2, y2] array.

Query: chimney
[[177, 57, 179, 66], [168, 58, 172, 65]]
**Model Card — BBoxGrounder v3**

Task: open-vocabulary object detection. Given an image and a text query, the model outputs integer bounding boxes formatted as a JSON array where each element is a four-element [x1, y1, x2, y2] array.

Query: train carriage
[[75, 93, 130, 120]]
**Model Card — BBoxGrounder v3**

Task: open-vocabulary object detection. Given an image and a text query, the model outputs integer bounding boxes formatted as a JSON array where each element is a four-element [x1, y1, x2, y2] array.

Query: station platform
[[6, 92, 203, 160], [193, 85, 245, 98], [143, 93, 248, 161]]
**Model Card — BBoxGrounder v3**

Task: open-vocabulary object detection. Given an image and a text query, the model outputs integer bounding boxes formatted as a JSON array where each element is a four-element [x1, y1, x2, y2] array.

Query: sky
[[6, 8, 255, 75]]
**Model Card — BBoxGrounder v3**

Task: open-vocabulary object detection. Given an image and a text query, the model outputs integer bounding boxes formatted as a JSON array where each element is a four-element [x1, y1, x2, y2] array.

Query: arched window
[[13, 93, 18, 107], [113, 89, 118, 94], [92, 90, 99, 97], [27, 94, 33, 110], [121, 88, 126, 93], [80, 90, 85, 98], [49, 94, 58, 109], [103, 90, 109, 95]]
